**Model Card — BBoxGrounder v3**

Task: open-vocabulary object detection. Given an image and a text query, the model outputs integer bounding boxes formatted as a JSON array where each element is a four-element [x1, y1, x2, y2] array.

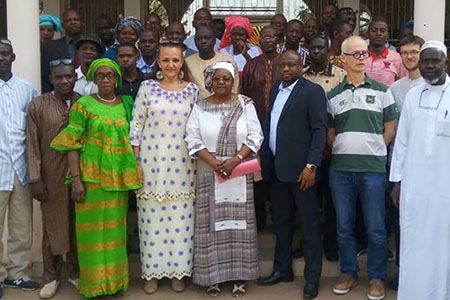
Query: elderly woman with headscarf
[[104, 16, 144, 61], [51, 58, 141, 298], [39, 15, 62, 49], [218, 16, 262, 74], [185, 61, 263, 297]]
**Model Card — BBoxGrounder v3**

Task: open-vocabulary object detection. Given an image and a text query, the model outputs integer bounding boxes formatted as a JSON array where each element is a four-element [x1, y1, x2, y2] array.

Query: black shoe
[[293, 247, 304, 259], [303, 282, 319, 299], [257, 271, 294, 286], [325, 251, 339, 262], [388, 273, 399, 290]]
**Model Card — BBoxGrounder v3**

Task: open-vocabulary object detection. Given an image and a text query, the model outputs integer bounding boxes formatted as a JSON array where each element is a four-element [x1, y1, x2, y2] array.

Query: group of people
[[0, 3, 449, 300]]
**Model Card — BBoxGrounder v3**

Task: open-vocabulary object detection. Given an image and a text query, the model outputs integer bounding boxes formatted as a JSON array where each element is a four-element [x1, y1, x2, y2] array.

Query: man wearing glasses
[[387, 34, 424, 291], [27, 59, 80, 299], [390, 40, 450, 300], [327, 36, 398, 300], [0, 39, 39, 298]]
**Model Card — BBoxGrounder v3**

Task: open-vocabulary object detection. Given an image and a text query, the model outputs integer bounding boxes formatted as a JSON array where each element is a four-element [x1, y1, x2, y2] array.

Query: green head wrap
[[86, 58, 123, 88]]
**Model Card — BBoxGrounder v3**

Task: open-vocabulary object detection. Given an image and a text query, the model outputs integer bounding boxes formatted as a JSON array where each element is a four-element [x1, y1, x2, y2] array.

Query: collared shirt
[[390, 76, 424, 111], [328, 54, 345, 69], [74, 66, 98, 96], [269, 79, 299, 154], [104, 39, 120, 52], [115, 70, 145, 100], [184, 35, 221, 52], [136, 57, 156, 74], [327, 75, 399, 173], [366, 47, 407, 87], [303, 62, 346, 93], [278, 45, 309, 66], [0, 75, 37, 190]]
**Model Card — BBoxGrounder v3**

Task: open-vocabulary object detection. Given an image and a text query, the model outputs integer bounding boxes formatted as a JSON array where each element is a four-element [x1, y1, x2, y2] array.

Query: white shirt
[[184, 35, 220, 52], [74, 67, 98, 96], [389, 75, 450, 300], [269, 79, 299, 154], [219, 44, 262, 72], [0, 75, 37, 190], [390, 76, 424, 111]]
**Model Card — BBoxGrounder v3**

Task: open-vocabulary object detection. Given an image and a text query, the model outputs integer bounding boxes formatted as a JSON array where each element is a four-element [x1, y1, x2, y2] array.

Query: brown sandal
[[207, 284, 221, 297], [232, 282, 246, 298]]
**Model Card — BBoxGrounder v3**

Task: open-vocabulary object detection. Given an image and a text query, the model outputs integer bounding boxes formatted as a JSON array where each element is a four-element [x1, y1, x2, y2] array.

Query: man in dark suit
[[41, 9, 83, 92], [258, 50, 327, 300]]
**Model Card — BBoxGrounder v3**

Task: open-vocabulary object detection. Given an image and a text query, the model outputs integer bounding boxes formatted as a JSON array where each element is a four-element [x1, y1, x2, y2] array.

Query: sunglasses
[[49, 59, 74, 67], [159, 39, 182, 46], [0, 39, 12, 46]]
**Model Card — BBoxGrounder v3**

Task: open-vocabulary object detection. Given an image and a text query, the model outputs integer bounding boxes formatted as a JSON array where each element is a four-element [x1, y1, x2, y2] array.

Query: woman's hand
[[137, 161, 144, 181], [71, 178, 85, 202], [215, 157, 240, 179]]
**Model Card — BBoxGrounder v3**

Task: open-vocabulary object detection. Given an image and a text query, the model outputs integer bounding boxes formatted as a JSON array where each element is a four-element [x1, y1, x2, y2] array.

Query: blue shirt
[[269, 79, 298, 155], [136, 57, 156, 74], [0, 75, 37, 190], [184, 35, 220, 52]]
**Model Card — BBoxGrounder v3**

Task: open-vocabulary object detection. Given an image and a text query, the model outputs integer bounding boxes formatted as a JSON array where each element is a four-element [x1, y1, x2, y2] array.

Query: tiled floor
[[4, 277, 397, 300]]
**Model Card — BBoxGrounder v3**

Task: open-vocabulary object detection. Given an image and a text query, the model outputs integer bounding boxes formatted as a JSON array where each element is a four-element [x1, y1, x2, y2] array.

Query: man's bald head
[[341, 35, 367, 53], [279, 50, 302, 86]]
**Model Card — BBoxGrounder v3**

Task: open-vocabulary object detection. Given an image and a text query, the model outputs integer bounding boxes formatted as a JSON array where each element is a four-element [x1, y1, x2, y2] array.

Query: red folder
[[216, 159, 261, 184]]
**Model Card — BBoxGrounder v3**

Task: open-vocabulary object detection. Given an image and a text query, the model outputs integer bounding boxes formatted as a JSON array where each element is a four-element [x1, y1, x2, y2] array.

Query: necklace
[[96, 93, 116, 103]]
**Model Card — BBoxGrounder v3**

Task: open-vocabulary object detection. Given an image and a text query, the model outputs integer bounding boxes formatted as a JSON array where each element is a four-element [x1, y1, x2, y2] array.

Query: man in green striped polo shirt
[[327, 36, 398, 300]]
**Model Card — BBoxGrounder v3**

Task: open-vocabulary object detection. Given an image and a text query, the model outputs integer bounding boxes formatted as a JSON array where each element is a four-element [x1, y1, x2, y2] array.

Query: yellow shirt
[[186, 52, 240, 99]]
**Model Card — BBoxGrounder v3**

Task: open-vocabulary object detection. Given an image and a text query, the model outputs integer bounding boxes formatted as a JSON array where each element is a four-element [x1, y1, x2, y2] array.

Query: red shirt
[[366, 47, 406, 87]]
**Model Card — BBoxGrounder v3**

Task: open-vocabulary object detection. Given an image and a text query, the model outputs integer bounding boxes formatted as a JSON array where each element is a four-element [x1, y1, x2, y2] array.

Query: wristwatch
[[306, 163, 317, 173]]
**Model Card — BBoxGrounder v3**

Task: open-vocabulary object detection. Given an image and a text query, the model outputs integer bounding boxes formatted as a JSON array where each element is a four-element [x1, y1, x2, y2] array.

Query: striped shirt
[[327, 75, 399, 173], [0, 75, 37, 190], [366, 47, 407, 87]]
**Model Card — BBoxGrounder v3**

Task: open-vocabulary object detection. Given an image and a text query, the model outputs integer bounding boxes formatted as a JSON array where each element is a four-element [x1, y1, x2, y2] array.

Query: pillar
[[6, 0, 41, 93], [414, 0, 445, 42], [4, 0, 43, 267]]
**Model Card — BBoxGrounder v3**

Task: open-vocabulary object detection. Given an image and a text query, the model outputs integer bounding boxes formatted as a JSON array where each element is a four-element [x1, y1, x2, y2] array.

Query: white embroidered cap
[[420, 40, 447, 56]]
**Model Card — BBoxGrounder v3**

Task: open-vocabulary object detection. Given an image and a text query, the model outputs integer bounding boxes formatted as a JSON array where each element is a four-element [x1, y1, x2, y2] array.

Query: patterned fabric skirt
[[76, 182, 129, 298], [137, 198, 194, 280], [193, 160, 259, 287]]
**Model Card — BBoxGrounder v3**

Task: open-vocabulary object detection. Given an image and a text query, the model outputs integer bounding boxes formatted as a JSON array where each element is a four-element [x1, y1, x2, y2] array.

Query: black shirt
[[115, 70, 145, 100]]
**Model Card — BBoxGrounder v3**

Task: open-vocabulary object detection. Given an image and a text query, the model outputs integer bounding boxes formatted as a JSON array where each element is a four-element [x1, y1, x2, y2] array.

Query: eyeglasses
[[400, 50, 420, 57], [260, 36, 277, 42], [94, 72, 117, 81], [343, 51, 370, 59], [160, 39, 182, 46], [418, 86, 449, 109], [49, 59, 74, 67], [0, 39, 12, 46], [212, 76, 233, 83]]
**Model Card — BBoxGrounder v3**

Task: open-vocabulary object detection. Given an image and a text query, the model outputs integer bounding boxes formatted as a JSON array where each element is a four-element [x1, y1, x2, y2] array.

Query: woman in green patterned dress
[[51, 58, 141, 298]]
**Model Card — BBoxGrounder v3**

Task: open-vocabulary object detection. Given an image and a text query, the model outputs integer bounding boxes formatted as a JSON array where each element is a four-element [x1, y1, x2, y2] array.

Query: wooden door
[[69, 0, 125, 34], [0, 0, 7, 37]]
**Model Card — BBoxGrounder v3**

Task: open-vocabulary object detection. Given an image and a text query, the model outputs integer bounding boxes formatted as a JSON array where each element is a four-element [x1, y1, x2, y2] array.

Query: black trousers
[[254, 180, 268, 230], [270, 178, 323, 283], [318, 158, 338, 255]]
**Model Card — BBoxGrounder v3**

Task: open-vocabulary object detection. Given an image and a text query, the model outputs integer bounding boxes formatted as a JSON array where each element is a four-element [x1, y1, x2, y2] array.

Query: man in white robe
[[390, 40, 450, 300]]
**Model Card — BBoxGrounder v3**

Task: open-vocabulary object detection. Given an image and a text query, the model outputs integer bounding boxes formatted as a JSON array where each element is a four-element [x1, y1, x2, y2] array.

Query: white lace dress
[[130, 79, 198, 280]]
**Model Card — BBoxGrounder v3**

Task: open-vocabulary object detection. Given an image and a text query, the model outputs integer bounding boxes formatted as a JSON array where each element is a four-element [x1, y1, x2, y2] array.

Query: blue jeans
[[329, 170, 387, 280]]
